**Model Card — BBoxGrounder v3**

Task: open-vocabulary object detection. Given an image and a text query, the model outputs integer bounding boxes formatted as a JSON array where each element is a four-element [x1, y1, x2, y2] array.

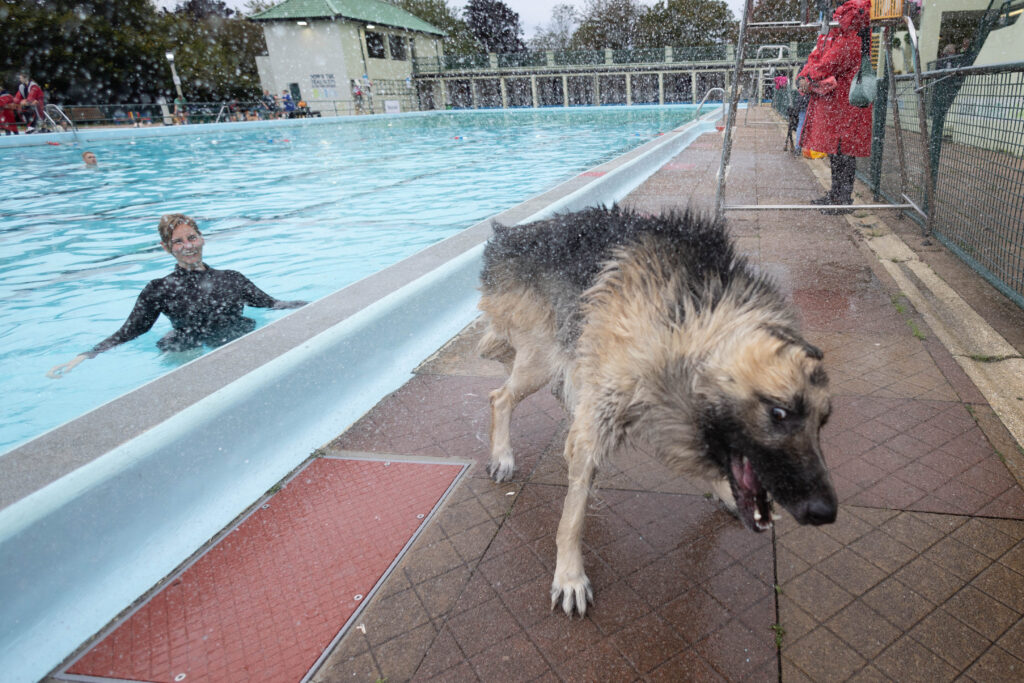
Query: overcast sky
[[162, 1, 751, 39]]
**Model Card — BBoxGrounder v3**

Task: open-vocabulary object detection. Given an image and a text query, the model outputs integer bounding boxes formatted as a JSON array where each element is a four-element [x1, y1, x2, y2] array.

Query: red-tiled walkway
[[64, 457, 465, 683]]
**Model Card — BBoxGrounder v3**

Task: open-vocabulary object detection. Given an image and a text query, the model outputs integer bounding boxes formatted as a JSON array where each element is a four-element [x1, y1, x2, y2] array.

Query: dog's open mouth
[[731, 456, 774, 532]]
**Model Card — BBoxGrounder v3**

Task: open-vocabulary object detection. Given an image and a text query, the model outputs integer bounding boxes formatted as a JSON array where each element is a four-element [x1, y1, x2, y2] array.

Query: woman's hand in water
[[47, 354, 87, 379]]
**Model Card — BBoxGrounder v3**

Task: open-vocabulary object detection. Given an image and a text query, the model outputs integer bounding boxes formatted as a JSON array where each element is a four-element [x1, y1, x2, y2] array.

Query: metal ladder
[[753, 44, 792, 105], [42, 104, 78, 139]]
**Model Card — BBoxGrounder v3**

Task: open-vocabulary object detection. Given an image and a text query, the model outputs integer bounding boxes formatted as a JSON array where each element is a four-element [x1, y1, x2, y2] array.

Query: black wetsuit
[[85, 264, 293, 356]]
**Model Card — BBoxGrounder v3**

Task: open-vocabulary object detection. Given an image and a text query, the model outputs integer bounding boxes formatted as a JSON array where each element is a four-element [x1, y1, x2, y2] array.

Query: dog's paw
[[710, 477, 737, 514], [486, 459, 515, 483], [550, 572, 593, 617]]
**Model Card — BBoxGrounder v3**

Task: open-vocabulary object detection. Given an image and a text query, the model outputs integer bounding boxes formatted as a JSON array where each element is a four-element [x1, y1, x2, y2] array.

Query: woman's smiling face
[[164, 221, 205, 270]]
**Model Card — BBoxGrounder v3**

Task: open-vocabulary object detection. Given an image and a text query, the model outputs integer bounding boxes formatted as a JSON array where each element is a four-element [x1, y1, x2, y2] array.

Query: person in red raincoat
[[797, 0, 873, 211], [14, 71, 46, 133], [0, 84, 18, 135]]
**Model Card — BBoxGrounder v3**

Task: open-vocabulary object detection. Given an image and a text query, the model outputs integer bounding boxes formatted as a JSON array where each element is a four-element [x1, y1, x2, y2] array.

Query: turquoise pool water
[[0, 106, 697, 454]]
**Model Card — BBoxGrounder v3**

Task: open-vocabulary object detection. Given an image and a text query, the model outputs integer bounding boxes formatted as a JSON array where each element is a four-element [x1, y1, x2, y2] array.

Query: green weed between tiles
[[771, 623, 785, 648]]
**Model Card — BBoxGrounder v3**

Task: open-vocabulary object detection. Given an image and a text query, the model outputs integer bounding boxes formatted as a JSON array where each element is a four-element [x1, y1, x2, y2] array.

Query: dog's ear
[[764, 325, 824, 360]]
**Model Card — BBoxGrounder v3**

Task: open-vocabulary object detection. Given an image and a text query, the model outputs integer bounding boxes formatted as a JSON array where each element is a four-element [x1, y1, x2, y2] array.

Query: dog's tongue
[[731, 456, 773, 531], [732, 457, 758, 492]]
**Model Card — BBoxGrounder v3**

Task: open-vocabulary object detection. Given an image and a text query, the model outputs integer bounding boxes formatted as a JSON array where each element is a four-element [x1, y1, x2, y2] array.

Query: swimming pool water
[[0, 106, 697, 454]]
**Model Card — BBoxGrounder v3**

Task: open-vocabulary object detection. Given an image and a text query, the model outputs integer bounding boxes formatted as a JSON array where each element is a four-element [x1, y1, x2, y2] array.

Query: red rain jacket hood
[[835, 0, 871, 34]]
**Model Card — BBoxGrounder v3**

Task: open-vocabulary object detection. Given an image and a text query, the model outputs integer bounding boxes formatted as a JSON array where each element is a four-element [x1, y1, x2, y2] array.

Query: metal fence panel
[[864, 63, 1024, 309], [930, 69, 1024, 305]]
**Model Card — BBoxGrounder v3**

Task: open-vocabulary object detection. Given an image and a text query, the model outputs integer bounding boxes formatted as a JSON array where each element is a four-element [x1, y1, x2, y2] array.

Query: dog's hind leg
[[551, 421, 598, 616], [488, 347, 551, 482]]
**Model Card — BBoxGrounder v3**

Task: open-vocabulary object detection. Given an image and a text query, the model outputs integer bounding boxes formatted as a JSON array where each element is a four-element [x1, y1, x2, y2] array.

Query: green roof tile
[[249, 0, 445, 36]]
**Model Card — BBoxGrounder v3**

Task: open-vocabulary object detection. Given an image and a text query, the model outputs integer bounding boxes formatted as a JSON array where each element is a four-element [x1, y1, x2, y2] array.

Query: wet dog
[[478, 206, 837, 616]]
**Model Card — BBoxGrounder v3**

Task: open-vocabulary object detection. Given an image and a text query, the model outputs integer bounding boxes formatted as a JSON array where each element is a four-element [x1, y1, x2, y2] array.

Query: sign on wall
[[310, 73, 338, 99], [384, 100, 401, 114]]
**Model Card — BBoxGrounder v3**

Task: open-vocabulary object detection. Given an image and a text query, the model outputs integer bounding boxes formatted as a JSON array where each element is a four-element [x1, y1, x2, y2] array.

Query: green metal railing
[[863, 61, 1024, 309], [676, 45, 731, 62], [553, 49, 605, 66], [498, 51, 548, 68], [612, 47, 668, 64], [413, 43, 815, 74]]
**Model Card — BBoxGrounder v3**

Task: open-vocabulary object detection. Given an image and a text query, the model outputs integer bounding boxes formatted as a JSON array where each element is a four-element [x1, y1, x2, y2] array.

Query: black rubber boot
[[832, 153, 856, 204], [820, 153, 856, 214]]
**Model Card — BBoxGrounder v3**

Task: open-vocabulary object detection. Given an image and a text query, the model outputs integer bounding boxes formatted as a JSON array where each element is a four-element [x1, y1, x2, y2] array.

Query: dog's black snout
[[794, 494, 838, 525]]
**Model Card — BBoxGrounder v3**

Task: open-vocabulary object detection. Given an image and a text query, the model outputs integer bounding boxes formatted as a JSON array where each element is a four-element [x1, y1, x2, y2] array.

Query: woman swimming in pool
[[47, 214, 307, 378]]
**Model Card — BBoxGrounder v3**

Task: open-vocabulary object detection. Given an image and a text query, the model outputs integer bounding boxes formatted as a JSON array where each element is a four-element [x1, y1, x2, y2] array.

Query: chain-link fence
[[862, 61, 1024, 309]]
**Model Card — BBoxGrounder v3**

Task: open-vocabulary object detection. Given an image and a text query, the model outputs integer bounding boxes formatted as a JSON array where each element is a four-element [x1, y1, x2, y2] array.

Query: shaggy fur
[[478, 206, 837, 616]]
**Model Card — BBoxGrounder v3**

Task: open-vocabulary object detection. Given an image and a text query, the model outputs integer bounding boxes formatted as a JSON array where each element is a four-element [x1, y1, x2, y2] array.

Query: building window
[[366, 31, 385, 59], [389, 35, 407, 61]]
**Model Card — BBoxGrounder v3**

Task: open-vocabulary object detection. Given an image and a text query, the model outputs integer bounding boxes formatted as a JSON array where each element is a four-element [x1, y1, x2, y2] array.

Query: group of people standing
[[0, 71, 46, 134]]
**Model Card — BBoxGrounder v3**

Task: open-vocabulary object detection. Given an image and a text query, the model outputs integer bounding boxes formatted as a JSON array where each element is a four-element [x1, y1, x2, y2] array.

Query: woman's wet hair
[[158, 214, 201, 245]]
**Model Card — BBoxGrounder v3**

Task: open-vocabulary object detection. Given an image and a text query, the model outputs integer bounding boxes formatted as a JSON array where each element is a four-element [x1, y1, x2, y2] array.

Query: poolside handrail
[[43, 104, 77, 136], [695, 87, 727, 117]]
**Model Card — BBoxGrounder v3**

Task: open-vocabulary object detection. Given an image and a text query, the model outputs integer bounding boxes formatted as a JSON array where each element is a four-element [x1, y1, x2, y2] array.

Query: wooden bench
[[69, 107, 105, 124], [289, 107, 321, 118]]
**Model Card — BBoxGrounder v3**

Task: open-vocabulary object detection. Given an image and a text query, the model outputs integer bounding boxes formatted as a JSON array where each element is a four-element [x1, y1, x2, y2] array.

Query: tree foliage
[[528, 4, 579, 51], [464, 0, 526, 53], [0, 0, 265, 104], [386, 0, 481, 56], [636, 0, 737, 48], [571, 0, 646, 50], [571, 0, 738, 50], [173, 0, 235, 19], [751, 0, 809, 44], [1, 1, 163, 103], [166, 5, 267, 102]]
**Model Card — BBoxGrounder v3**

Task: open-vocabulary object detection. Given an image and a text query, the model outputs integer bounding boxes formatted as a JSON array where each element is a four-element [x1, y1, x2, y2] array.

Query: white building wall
[[974, 14, 1024, 66], [262, 20, 352, 103], [255, 55, 275, 94], [259, 19, 441, 113], [920, 0, 990, 65]]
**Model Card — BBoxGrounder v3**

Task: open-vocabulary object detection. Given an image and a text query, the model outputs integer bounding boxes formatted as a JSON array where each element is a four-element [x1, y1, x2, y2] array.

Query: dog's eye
[[771, 407, 788, 422]]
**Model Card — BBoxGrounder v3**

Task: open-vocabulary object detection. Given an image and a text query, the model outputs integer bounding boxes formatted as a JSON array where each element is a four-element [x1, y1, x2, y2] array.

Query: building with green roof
[[249, 0, 445, 114]]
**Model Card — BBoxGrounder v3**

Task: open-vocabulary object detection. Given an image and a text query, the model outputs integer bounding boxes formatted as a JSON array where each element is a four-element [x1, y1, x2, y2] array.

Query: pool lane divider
[[0, 106, 721, 683], [60, 456, 467, 683]]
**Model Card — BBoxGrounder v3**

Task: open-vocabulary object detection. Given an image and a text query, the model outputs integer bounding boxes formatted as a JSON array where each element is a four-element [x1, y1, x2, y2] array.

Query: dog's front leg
[[551, 422, 597, 616]]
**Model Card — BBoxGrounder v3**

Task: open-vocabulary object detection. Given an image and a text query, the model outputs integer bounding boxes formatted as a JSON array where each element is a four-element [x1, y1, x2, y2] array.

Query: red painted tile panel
[[68, 457, 462, 683]]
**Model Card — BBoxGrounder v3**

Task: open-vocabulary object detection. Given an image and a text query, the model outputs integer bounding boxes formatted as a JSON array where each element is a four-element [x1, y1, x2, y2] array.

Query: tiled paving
[[52, 107, 1024, 682], [311, 107, 1024, 681]]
